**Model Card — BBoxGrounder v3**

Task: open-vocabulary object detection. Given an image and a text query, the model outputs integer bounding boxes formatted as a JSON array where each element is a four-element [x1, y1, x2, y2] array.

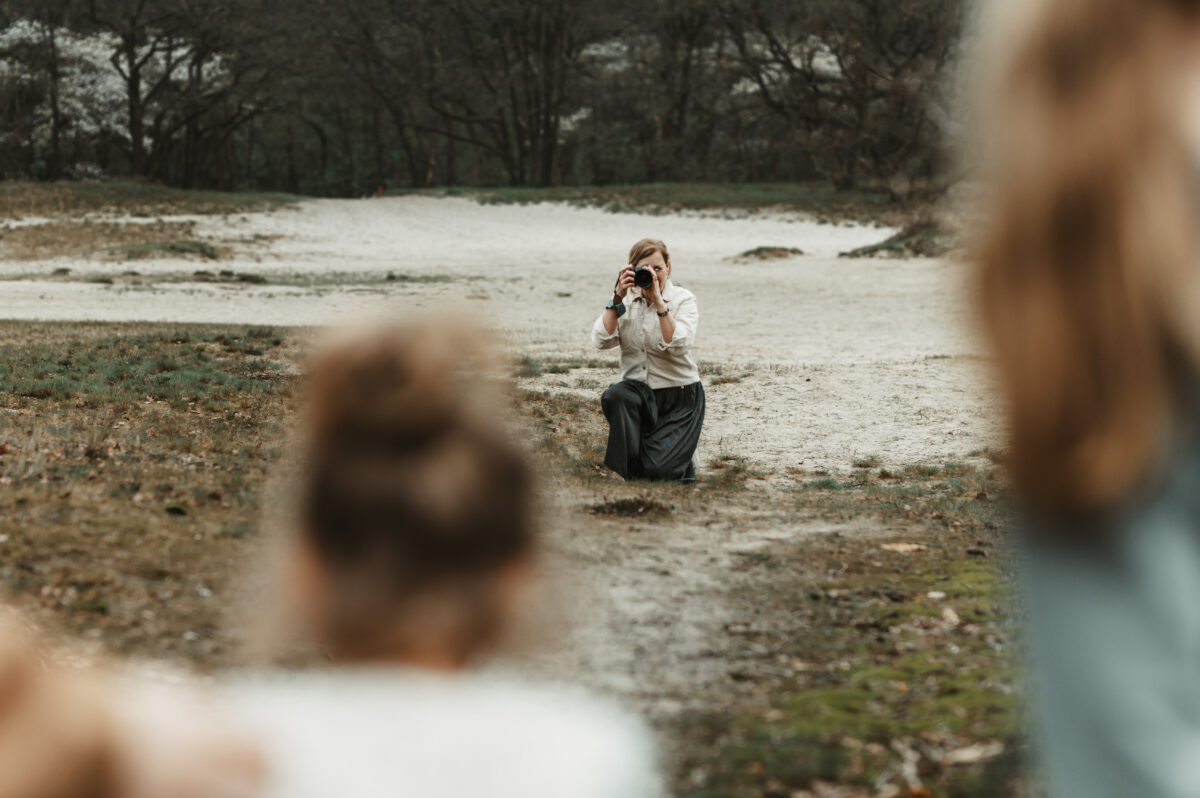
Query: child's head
[[292, 324, 534, 666]]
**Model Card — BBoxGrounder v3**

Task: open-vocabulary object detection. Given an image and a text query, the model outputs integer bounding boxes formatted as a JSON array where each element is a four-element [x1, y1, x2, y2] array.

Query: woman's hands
[[615, 263, 668, 307], [647, 265, 667, 310], [614, 264, 636, 301]]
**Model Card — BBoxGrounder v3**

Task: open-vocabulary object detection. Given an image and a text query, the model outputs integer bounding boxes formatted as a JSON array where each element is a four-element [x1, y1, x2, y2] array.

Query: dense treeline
[[0, 0, 964, 197]]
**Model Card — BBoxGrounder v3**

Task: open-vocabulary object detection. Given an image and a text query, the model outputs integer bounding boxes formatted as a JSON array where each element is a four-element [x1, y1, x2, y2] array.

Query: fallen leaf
[[881, 543, 926, 554], [943, 741, 1005, 766]]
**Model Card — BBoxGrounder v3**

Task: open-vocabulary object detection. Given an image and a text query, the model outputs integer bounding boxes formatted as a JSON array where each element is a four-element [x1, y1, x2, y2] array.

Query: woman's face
[[633, 250, 670, 285]]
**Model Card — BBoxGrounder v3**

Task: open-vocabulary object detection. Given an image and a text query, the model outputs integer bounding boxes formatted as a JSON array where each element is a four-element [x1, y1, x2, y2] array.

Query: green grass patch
[[0, 321, 302, 668], [0, 328, 290, 412], [788, 462, 1006, 533], [515, 357, 544, 378]]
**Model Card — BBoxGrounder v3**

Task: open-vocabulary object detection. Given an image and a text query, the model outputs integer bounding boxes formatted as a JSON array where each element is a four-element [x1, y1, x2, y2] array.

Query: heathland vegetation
[[0, 319, 1023, 796]]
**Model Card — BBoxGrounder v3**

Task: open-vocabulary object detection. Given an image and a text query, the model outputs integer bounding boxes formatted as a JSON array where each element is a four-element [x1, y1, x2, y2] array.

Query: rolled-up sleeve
[[592, 313, 619, 349], [656, 295, 697, 351]]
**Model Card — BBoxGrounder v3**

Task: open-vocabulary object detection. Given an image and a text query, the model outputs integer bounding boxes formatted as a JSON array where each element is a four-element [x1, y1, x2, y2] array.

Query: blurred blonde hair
[[972, 0, 1200, 514]]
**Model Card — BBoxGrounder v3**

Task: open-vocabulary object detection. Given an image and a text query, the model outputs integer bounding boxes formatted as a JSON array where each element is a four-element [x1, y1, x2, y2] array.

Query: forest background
[[0, 0, 964, 199]]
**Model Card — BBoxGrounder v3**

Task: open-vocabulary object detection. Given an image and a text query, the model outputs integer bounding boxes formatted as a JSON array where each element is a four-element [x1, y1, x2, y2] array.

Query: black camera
[[632, 265, 654, 289]]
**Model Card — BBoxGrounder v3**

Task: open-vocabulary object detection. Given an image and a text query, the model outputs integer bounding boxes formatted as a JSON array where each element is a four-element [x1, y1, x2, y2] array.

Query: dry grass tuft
[[0, 180, 300, 218], [0, 220, 220, 261]]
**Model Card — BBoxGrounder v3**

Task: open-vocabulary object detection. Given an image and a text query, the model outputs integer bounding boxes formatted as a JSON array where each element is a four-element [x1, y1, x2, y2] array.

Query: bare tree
[[83, 0, 191, 176], [0, 0, 968, 194], [721, 0, 963, 194]]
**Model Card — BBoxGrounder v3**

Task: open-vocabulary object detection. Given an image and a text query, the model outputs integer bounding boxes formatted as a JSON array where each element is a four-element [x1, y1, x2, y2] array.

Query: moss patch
[[841, 219, 954, 259], [675, 526, 1026, 797]]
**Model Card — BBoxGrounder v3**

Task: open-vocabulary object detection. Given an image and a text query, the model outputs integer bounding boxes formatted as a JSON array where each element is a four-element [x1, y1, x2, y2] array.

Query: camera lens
[[633, 267, 654, 289]]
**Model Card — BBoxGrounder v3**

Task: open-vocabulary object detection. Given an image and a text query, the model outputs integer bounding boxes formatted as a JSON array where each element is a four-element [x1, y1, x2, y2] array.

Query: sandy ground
[[0, 197, 1000, 474], [1, 198, 1006, 770]]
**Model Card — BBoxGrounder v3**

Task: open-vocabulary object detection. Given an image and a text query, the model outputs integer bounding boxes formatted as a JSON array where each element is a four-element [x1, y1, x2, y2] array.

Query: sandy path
[[521, 504, 888, 720]]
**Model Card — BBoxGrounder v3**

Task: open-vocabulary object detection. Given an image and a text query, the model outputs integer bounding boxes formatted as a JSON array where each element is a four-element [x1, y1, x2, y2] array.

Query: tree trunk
[[286, 121, 300, 194], [46, 26, 63, 180], [444, 123, 457, 185], [124, 39, 147, 177]]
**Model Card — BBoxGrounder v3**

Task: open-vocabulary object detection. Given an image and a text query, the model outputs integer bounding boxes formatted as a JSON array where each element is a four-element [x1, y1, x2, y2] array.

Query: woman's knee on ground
[[601, 382, 643, 414], [640, 460, 681, 481]]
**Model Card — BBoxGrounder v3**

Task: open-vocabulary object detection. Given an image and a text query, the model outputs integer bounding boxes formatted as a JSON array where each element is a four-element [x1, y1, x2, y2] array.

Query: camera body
[[632, 265, 655, 289]]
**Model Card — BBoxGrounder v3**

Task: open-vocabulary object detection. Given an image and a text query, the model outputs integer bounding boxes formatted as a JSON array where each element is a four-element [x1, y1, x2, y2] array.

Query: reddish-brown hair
[[972, 0, 1200, 514]]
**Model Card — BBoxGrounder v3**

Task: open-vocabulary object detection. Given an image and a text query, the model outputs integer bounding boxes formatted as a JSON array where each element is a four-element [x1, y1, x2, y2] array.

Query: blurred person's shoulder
[[223, 667, 661, 798]]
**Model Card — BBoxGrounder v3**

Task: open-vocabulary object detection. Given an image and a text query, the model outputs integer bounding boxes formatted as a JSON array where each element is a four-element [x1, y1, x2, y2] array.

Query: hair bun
[[295, 322, 534, 660], [305, 324, 472, 452]]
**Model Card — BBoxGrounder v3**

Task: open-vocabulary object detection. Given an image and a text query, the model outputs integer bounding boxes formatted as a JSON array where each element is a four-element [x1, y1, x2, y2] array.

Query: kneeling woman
[[592, 238, 704, 481]]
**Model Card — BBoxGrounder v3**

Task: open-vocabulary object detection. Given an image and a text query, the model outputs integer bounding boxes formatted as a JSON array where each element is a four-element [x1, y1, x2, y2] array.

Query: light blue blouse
[[1023, 445, 1200, 797]]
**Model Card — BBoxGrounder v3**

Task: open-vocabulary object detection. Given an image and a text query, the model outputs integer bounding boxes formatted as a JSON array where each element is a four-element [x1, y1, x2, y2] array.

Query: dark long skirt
[[601, 380, 705, 481]]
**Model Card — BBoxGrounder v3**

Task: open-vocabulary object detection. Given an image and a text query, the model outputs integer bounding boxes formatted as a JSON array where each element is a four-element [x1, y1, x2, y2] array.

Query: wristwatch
[[606, 296, 626, 318]]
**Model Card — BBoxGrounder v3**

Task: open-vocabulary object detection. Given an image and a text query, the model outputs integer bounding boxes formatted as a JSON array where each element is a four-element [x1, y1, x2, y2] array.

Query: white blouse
[[225, 668, 662, 798], [591, 279, 700, 389]]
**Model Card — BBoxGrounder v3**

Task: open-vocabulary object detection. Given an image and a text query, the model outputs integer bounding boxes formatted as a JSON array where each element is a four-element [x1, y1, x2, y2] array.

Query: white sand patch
[[0, 197, 886, 277], [0, 197, 1000, 470], [2, 216, 58, 229]]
